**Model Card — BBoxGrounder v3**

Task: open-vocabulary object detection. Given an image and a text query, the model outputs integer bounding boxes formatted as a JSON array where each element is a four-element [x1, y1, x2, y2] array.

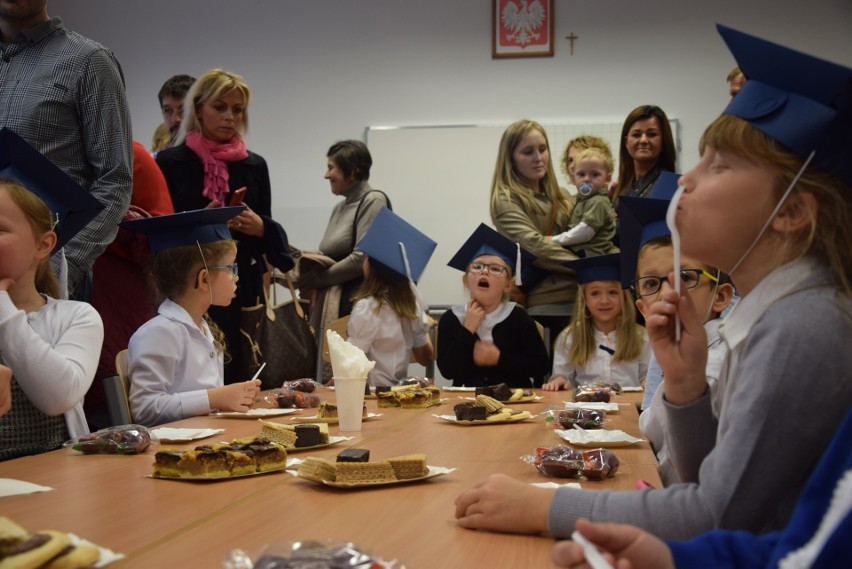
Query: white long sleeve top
[[0, 291, 103, 438], [128, 299, 221, 426], [550, 326, 650, 388]]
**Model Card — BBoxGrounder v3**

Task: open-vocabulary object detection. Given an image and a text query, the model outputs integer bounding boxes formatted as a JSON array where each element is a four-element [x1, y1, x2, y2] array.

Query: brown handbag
[[237, 273, 317, 390]]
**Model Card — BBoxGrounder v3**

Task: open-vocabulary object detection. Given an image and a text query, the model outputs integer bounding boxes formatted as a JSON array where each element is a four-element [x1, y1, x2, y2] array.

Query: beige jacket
[[491, 188, 579, 307]]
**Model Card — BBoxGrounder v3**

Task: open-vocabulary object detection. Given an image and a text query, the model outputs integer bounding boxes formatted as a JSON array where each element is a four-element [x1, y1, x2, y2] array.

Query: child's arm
[[0, 364, 11, 417], [411, 319, 434, 368], [551, 222, 596, 246], [346, 298, 379, 356], [0, 292, 102, 418], [208, 379, 261, 412]]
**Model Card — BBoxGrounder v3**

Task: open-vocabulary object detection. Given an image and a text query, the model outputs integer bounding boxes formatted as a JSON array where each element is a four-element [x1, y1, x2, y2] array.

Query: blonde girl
[[124, 207, 261, 427], [0, 134, 105, 460], [544, 254, 648, 390]]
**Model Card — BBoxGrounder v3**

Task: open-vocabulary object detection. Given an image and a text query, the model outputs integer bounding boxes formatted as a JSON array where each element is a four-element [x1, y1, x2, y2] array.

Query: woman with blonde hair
[[489, 119, 578, 343], [156, 69, 293, 385]]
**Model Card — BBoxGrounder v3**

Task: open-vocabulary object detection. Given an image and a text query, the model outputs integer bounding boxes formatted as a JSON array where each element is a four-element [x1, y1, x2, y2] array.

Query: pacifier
[[578, 182, 595, 197]]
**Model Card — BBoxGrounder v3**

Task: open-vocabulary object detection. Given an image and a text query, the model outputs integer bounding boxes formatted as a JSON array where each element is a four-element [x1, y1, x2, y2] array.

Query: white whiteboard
[[365, 120, 680, 306]]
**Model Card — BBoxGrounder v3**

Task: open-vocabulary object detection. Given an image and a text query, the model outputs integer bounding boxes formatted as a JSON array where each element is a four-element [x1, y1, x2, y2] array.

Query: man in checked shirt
[[0, 0, 132, 301]]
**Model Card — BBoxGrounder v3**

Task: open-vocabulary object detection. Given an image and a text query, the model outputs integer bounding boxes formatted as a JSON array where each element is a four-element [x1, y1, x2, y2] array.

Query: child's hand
[[464, 300, 485, 334], [208, 379, 261, 412], [645, 277, 708, 405], [472, 340, 500, 367], [0, 364, 11, 417], [455, 473, 553, 534], [551, 518, 675, 569], [543, 376, 569, 391]]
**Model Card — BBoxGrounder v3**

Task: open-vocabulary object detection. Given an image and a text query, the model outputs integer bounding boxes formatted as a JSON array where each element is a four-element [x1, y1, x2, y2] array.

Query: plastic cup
[[334, 377, 367, 432]]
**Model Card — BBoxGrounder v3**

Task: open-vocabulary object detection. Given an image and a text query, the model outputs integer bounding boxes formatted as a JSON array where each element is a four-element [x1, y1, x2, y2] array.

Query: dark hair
[[158, 74, 196, 107], [616, 105, 677, 197], [327, 140, 372, 181]]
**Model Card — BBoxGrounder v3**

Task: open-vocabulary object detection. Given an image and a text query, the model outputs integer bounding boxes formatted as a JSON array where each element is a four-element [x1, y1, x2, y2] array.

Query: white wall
[[52, 0, 852, 305]]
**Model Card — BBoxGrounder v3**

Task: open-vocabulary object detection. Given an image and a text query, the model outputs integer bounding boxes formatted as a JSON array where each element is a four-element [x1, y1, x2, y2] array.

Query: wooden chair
[[103, 349, 133, 425]]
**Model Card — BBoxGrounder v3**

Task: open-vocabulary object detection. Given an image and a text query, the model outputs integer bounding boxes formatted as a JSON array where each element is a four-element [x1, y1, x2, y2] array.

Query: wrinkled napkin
[[326, 330, 375, 378]]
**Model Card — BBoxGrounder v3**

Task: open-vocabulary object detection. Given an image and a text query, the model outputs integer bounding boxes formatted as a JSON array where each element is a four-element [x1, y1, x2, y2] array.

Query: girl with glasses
[[123, 207, 261, 427], [437, 225, 550, 388]]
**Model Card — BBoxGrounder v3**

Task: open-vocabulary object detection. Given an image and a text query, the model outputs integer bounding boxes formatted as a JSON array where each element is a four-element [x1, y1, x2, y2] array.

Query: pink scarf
[[185, 131, 249, 205]]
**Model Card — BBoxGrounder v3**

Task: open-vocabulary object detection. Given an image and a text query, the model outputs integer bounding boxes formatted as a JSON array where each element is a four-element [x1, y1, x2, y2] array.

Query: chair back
[[104, 349, 133, 425], [321, 315, 351, 364]]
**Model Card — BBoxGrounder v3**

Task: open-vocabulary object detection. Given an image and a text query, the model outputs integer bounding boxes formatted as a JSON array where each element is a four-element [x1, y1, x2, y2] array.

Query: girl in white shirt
[[346, 208, 435, 387], [124, 207, 261, 426], [544, 253, 649, 390], [0, 161, 104, 459]]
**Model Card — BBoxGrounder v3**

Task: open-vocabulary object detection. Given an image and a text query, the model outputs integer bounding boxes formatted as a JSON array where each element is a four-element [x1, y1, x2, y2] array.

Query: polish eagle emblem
[[501, 0, 546, 46]]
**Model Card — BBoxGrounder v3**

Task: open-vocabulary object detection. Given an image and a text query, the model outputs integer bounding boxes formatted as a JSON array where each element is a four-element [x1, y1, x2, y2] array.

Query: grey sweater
[[308, 181, 388, 290], [548, 257, 852, 540]]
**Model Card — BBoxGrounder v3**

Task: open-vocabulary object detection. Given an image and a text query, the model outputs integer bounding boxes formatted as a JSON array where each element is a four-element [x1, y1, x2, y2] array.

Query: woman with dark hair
[[297, 140, 390, 321], [614, 105, 677, 200], [155, 69, 293, 384]]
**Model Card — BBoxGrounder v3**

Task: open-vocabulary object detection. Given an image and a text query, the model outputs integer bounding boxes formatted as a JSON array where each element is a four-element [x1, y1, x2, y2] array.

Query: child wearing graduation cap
[[618, 176, 734, 485], [122, 207, 261, 427], [455, 24, 852, 545], [0, 129, 105, 460], [543, 254, 649, 391], [437, 224, 550, 388], [346, 208, 436, 387]]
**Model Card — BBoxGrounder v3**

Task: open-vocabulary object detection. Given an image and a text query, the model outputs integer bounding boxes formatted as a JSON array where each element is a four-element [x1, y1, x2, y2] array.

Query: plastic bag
[[522, 446, 620, 480], [572, 383, 621, 402], [65, 424, 151, 455], [281, 378, 318, 393], [542, 407, 608, 430], [262, 389, 321, 409], [223, 540, 405, 569]]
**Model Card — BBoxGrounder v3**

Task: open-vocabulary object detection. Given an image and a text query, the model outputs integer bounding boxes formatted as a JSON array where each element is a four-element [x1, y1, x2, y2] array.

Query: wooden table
[[0, 389, 659, 568]]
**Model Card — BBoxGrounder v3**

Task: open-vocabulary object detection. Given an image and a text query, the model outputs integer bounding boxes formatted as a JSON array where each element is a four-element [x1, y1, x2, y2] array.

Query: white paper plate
[[284, 435, 353, 452], [287, 458, 455, 488], [433, 411, 532, 425], [560, 402, 620, 412], [461, 395, 543, 404], [213, 408, 298, 418], [530, 481, 582, 489], [620, 385, 644, 392], [441, 386, 476, 392], [290, 413, 382, 424], [150, 427, 225, 443], [147, 464, 287, 481], [554, 428, 644, 447]]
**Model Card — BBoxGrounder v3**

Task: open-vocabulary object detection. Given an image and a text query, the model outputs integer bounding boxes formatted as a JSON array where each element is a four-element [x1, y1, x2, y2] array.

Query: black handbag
[[237, 274, 317, 390]]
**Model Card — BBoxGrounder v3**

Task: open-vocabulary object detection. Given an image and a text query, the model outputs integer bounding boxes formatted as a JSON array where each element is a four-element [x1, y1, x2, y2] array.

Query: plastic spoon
[[665, 185, 686, 342], [571, 530, 614, 569], [250, 362, 267, 382]]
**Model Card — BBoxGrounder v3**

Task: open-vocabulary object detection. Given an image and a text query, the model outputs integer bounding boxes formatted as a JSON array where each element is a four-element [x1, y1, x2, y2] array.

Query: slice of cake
[[335, 461, 396, 484], [177, 448, 231, 479], [454, 403, 487, 421], [398, 389, 429, 409], [259, 420, 299, 448], [317, 401, 338, 418], [386, 454, 428, 479], [297, 456, 337, 482], [294, 424, 322, 447], [337, 448, 370, 462], [376, 391, 400, 408], [226, 450, 257, 476], [152, 449, 183, 478]]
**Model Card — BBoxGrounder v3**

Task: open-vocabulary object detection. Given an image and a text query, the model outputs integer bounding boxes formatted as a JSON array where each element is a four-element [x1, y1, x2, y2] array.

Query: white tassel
[[515, 243, 522, 286], [399, 241, 429, 325], [59, 247, 69, 300]]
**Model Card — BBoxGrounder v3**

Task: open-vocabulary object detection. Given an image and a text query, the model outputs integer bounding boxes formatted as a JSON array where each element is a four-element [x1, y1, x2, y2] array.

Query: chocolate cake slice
[[337, 448, 370, 462]]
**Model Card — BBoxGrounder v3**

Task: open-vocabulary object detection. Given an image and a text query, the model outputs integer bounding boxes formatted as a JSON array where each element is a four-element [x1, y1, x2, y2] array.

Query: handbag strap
[[283, 272, 307, 320]]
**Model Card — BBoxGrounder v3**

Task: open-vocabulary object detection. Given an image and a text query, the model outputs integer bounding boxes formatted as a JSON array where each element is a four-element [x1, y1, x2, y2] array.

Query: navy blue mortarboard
[[0, 127, 104, 250], [563, 253, 622, 286], [119, 206, 245, 253], [447, 223, 536, 286], [647, 171, 680, 201], [617, 196, 672, 289], [718, 24, 852, 184], [356, 207, 436, 283]]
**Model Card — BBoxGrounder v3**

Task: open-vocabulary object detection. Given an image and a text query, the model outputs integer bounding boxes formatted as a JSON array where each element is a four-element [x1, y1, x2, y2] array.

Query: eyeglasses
[[469, 262, 508, 276], [208, 263, 238, 277], [632, 269, 718, 298]]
